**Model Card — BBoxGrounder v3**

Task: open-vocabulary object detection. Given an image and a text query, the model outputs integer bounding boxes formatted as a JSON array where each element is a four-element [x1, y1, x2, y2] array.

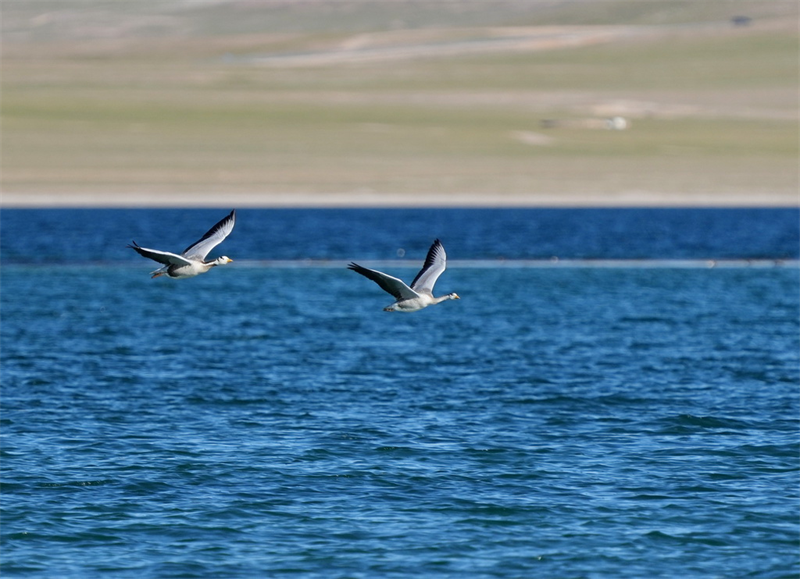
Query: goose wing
[[409, 239, 447, 293], [348, 263, 420, 300], [182, 210, 236, 260], [128, 241, 193, 267]]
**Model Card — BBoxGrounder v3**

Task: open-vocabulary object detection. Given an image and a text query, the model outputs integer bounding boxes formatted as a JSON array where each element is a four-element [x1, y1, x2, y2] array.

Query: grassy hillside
[[2, 0, 797, 205]]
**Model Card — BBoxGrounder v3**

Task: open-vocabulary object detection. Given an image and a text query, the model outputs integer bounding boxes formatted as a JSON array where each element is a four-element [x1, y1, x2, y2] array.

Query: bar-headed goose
[[348, 238, 460, 312], [128, 210, 236, 279]]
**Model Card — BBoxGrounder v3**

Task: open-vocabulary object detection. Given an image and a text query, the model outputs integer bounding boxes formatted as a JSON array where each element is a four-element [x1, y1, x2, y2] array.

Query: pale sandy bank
[[2, 191, 797, 208]]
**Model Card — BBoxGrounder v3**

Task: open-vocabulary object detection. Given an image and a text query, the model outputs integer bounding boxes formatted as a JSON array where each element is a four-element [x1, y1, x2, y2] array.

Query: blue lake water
[[1, 208, 799, 578]]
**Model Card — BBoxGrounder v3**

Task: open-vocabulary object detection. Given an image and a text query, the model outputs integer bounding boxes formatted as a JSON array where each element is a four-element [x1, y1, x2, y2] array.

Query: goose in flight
[[128, 210, 236, 279], [348, 239, 460, 312]]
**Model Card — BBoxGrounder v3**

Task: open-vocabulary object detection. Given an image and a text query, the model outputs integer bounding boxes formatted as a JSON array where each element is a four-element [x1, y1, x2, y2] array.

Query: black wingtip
[[224, 209, 236, 226], [427, 238, 443, 254], [426, 238, 445, 260]]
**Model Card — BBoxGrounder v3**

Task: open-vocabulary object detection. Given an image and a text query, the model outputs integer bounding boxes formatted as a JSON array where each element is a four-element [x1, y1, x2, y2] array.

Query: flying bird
[[348, 238, 460, 312], [128, 210, 236, 279]]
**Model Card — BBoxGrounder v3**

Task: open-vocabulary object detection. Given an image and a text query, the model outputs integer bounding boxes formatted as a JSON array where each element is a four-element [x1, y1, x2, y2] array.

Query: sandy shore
[[2, 190, 797, 208], [4, 4, 797, 210]]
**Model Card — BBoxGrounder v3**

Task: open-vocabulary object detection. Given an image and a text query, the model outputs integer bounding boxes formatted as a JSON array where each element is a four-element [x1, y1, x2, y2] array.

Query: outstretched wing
[[182, 209, 236, 260], [348, 263, 420, 301], [128, 241, 193, 267], [409, 239, 447, 293]]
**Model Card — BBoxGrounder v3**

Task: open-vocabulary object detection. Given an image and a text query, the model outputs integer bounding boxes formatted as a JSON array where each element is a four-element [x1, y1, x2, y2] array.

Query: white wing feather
[[129, 244, 194, 267], [347, 263, 420, 300], [182, 210, 236, 260], [409, 239, 447, 293]]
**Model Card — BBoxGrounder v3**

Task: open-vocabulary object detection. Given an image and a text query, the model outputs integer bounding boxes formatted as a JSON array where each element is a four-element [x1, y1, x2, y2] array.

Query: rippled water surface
[[2, 209, 798, 578]]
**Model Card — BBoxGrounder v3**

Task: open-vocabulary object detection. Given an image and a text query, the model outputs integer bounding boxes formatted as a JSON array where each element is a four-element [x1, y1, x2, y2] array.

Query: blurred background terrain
[[2, 0, 797, 206]]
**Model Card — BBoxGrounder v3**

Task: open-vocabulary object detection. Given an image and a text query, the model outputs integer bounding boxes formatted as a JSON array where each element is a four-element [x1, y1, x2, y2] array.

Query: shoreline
[[2, 191, 798, 208]]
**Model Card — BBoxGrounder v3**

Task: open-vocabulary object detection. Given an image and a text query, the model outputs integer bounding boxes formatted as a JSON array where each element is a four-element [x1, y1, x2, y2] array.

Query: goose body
[[348, 239, 460, 312], [128, 210, 236, 279]]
